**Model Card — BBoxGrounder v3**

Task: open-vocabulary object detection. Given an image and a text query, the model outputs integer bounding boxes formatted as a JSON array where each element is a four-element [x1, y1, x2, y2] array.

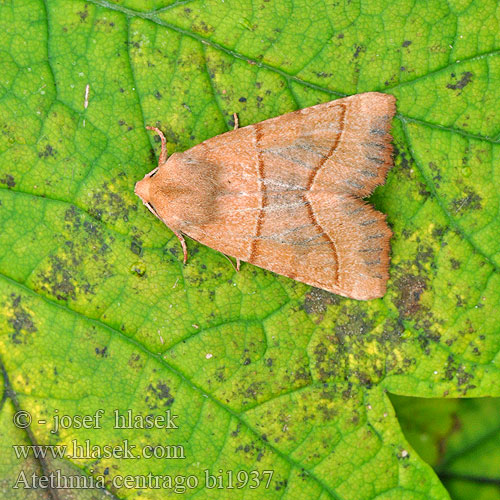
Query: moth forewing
[[135, 92, 396, 300]]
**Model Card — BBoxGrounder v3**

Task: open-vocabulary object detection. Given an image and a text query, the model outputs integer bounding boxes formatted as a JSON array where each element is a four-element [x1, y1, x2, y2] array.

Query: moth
[[135, 92, 396, 300]]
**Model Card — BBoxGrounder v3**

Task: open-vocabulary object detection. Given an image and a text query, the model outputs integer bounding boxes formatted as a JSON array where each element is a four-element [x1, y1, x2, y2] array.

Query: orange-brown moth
[[135, 92, 396, 300]]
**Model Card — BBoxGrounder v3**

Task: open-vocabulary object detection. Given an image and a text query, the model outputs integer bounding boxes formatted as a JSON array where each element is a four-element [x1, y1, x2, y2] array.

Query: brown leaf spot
[[394, 274, 427, 317], [301, 288, 340, 317]]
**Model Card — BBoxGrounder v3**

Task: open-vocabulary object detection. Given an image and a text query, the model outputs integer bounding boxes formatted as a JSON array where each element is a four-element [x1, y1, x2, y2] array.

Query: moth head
[[134, 167, 157, 205], [134, 154, 218, 230]]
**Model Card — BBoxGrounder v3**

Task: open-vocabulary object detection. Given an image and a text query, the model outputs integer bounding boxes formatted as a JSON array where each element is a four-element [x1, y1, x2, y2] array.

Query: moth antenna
[[233, 113, 239, 130], [146, 126, 168, 165]]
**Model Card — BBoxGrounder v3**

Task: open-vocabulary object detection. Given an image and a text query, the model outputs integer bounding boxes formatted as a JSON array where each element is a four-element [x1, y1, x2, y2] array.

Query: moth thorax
[[155, 158, 219, 228]]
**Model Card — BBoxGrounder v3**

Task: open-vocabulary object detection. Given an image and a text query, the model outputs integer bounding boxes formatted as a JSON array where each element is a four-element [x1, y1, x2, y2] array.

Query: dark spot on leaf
[[312, 305, 391, 386], [417, 181, 431, 198], [148, 148, 156, 164], [193, 20, 215, 33], [215, 366, 226, 383], [402, 40, 412, 47], [451, 187, 482, 212], [450, 258, 461, 270], [145, 382, 174, 409], [7, 294, 37, 344], [292, 366, 311, 382], [77, 5, 88, 22], [394, 274, 427, 318], [337, 33, 344, 39], [301, 288, 339, 317], [455, 294, 465, 307], [444, 355, 476, 394], [35, 206, 113, 302], [154, 91, 162, 99], [127, 353, 143, 371], [352, 45, 365, 59], [447, 71, 473, 91], [394, 145, 410, 172], [428, 161, 442, 182], [0, 174, 15, 188], [239, 97, 247, 102], [392, 248, 446, 353], [167, 242, 180, 259], [130, 238, 143, 256], [432, 226, 446, 239], [241, 381, 265, 403], [275, 479, 288, 491], [38, 144, 56, 158], [89, 179, 136, 223], [151, 123, 180, 146], [381, 317, 406, 343], [318, 392, 339, 420], [416, 244, 435, 267], [131, 264, 146, 277], [38, 255, 78, 301], [65, 205, 81, 228], [95, 346, 108, 357]]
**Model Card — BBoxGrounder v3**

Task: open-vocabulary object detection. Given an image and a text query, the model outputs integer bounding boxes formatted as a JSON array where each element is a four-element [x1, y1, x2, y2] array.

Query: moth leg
[[146, 126, 168, 165], [221, 254, 240, 273], [233, 113, 239, 130], [173, 230, 188, 264]]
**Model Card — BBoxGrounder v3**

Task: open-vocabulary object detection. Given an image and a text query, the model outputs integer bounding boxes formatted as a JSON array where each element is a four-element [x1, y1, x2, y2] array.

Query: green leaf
[[0, 0, 498, 498], [392, 395, 500, 500]]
